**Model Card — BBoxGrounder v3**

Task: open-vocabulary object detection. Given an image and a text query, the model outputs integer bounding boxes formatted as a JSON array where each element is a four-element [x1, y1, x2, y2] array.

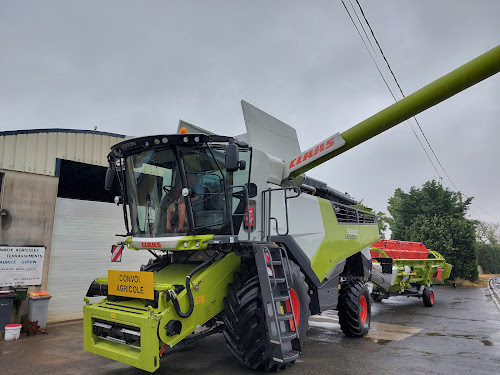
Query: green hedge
[[477, 243, 500, 274]]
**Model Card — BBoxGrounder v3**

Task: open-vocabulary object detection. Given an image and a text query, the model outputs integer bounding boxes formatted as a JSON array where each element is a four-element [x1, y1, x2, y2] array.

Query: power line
[[340, 1, 394, 96], [341, 0, 443, 180], [344, 0, 500, 223], [353, 0, 453, 185], [353, 0, 406, 98]]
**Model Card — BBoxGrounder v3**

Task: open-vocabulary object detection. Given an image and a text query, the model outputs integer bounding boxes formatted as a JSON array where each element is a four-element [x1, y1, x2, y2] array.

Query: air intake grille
[[332, 202, 377, 224]]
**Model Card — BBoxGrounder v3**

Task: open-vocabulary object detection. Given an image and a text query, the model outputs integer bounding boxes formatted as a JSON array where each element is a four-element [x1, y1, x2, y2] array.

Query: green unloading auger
[[283, 44, 500, 179]]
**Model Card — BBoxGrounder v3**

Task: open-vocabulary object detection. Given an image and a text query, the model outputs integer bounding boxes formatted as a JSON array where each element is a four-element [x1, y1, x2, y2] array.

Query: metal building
[[0, 129, 149, 323]]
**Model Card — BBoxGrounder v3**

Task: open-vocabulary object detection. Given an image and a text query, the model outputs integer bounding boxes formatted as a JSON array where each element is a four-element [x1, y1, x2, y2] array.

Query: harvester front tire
[[423, 286, 434, 307], [222, 258, 310, 371], [338, 280, 371, 337]]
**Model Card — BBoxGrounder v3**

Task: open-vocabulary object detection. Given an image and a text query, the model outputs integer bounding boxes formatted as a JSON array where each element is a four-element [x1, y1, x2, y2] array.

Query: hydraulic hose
[[171, 251, 220, 318]]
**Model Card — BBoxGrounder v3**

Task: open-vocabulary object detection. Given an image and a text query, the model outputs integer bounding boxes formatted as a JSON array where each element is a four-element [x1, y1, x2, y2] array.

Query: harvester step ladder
[[254, 244, 301, 364]]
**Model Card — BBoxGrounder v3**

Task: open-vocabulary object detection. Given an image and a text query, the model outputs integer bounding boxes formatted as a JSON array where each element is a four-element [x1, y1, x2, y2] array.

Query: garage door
[[47, 198, 151, 322]]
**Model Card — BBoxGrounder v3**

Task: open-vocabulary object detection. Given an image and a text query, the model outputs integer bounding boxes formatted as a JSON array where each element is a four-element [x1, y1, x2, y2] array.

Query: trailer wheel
[[222, 258, 310, 371], [338, 280, 371, 337], [423, 286, 434, 307]]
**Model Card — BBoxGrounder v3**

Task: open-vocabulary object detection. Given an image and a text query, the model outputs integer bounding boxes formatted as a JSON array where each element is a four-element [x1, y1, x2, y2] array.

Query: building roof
[[0, 128, 125, 176], [0, 128, 125, 138]]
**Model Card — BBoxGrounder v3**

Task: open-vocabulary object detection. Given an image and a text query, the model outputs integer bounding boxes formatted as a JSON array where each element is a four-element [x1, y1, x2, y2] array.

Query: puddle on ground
[[309, 312, 422, 344], [427, 332, 494, 346], [451, 334, 476, 339]]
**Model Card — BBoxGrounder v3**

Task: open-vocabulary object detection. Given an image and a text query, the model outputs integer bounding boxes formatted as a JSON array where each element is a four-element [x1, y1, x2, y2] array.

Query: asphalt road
[[1, 284, 499, 375]]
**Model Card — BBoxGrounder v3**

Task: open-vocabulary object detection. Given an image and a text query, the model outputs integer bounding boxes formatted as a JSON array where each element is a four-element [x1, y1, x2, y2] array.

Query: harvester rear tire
[[338, 279, 371, 337], [423, 286, 434, 307], [222, 258, 310, 371]]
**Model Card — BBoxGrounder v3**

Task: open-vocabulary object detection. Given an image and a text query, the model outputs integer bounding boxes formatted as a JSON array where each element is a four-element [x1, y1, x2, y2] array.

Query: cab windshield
[[124, 144, 250, 237]]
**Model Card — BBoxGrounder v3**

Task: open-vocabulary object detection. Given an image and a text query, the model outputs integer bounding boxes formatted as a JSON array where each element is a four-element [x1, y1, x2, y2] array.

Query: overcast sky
[[1, 1, 499, 227]]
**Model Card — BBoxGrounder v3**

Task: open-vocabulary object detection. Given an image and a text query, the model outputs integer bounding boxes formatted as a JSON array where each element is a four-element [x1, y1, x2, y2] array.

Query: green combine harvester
[[83, 45, 500, 372]]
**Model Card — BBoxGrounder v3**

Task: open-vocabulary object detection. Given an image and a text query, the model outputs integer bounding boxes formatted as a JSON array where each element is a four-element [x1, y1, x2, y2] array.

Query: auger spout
[[283, 44, 500, 179]]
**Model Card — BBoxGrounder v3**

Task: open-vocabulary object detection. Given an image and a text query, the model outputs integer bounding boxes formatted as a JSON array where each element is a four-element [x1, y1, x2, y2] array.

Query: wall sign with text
[[0, 246, 45, 286]]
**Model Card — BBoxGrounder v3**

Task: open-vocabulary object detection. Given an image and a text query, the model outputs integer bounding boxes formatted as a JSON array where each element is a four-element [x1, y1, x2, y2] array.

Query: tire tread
[[222, 256, 309, 371]]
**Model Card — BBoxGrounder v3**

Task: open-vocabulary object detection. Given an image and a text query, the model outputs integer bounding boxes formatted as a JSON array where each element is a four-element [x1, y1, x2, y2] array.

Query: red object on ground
[[371, 239, 429, 260]]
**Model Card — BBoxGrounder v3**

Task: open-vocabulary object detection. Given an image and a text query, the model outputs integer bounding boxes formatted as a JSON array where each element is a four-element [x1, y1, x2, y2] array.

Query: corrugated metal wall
[[47, 198, 150, 322], [0, 131, 124, 176]]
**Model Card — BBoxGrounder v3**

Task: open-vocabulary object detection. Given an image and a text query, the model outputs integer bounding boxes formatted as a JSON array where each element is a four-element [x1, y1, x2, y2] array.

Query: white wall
[[47, 198, 151, 322]]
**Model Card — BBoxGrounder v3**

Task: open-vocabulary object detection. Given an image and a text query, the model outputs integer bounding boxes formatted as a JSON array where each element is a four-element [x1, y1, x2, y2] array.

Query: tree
[[476, 221, 500, 245], [388, 181, 471, 240], [476, 243, 500, 274], [407, 215, 477, 280], [376, 211, 390, 239], [387, 180, 478, 281], [476, 220, 500, 273]]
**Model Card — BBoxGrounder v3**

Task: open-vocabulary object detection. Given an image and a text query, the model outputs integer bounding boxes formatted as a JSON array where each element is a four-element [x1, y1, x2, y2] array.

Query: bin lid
[[0, 291, 17, 299], [5, 324, 22, 328], [28, 291, 51, 298]]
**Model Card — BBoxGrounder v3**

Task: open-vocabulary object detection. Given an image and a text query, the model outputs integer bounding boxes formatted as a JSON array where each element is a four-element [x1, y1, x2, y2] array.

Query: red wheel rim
[[430, 291, 434, 304], [359, 295, 368, 323], [286, 288, 300, 331]]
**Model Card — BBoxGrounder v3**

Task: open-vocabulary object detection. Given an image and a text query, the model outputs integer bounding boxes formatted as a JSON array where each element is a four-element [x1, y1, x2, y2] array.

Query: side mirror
[[238, 160, 246, 171], [247, 183, 257, 198], [225, 141, 239, 173], [105, 167, 116, 190]]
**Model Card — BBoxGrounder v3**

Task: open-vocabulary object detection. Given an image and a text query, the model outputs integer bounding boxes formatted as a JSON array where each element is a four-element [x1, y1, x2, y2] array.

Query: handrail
[[261, 187, 301, 241]]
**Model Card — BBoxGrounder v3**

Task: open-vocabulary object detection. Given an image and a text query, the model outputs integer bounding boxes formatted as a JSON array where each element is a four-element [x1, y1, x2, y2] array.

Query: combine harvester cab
[[82, 132, 252, 373], [370, 240, 453, 306]]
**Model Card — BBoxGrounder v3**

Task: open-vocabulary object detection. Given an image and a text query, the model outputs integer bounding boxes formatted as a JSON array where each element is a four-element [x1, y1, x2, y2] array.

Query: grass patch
[[451, 274, 500, 288]]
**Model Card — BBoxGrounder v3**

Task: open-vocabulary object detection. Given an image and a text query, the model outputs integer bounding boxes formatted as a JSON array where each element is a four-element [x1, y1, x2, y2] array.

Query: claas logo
[[141, 242, 162, 248], [289, 136, 336, 169]]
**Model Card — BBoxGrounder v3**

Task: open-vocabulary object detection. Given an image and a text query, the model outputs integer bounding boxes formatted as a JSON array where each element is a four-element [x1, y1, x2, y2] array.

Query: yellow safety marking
[[108, 270, 154, 300]]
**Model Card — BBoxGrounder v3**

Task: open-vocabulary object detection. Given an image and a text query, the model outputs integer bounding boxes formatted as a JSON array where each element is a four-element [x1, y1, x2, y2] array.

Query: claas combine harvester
[[83, 45, 500, 372]]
